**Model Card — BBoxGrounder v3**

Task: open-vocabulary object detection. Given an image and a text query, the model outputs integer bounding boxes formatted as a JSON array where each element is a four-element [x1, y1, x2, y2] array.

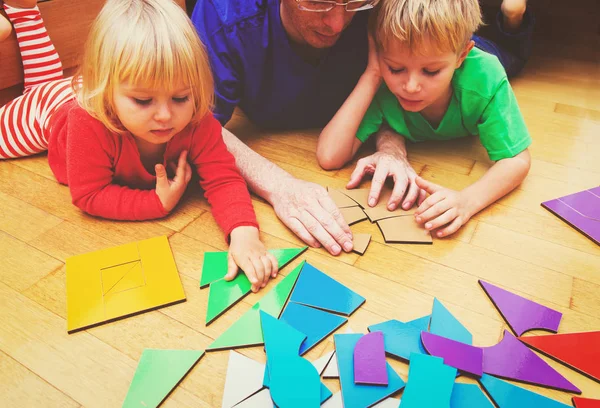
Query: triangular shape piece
[[377, 216, 432, 244], [222, 351, 265, 408], [335, 333, 405, 408], [354, 331, 388, 385], [482, 330, 580, 393], [200, 247, 307, 288], [289, 263, 365, 316], [322, 352, 339, 378], [235, 389, 273, 408], [260, 312, 331, 407], [352, 233, 371, 255], [479, 280, 563, 336], [573, 397, 600, 408], [400, 353, 456, 407], [421, 331, 483, 376], [430, 298, 472, 345], [328, 188, 362, 208], [450, 383, 494, 408], [101, 261, 144, 296], [368, 320, 426, 362], [480, 374, 572, 408], [281, 302, 347, 354], [207, 262, 304, 351], [340, 206, 368, 225], [122, 349, 204, 408], [541, 187, 600, 245], [408, 315, 431, 331], [313, 350, 335, 376], [205, 274, 252, 325], [518, 331, 600, 383]]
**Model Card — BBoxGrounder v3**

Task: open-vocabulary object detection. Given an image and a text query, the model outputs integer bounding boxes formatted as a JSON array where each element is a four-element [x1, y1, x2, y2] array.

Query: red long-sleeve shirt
[[47, 100, 258, 238]]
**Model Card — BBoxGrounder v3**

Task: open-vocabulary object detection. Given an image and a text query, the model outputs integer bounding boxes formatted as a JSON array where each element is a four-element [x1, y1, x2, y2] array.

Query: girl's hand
[[226, 226, 279, 293], [155, 150, 192, 212], [414, 177, 475, 238]]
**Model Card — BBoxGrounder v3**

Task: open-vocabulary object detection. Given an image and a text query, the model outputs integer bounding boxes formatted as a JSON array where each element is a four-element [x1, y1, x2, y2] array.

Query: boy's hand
[[226, 226, 279, 293], [155, 150, 192, 212], [364, 34, 382, 80], [414, 177, 475, 237]]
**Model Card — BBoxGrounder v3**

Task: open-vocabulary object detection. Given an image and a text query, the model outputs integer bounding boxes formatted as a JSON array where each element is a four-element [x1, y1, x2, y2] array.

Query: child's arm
[[414, 149, 531, 237], [317, 36, 382, 170]]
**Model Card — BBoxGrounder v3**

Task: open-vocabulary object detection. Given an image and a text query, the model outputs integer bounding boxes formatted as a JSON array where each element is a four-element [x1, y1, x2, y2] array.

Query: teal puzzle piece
[[480, 374, 572, 408], [400, 353, 457, 407], [450, 383, 494, 408], [430, 298, 473, 344]]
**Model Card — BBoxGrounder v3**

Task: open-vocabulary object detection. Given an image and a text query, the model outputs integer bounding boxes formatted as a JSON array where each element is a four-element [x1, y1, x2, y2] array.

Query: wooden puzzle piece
[[482, 330, 580, 393], [450, 383, 494, 408], [480, 374, 572, 408], [364, 205, 416, 223], [367, 319, 426, 362], [518, 331, 600, 383], [352, 233, 371, 255], [335, 333, 406, 408], [207, 262, 304, 351], [260, 312, 331, 407], [400, 353, 457, 407], [376, 216, 432, 244], [312, 350, 335, 376], [353, 331, 388, 385], [234, 389, 273, 408], [206, 274, 252, 325], [323, 327, 355, 378], [542, 187, 600, 245], [430, 298, 473, 345], [341, 187, 417, 220], [123, 349, 204, 408], [222, 351, 265, 408], [573, 397, 600, 408], [479, 280, 562, 336], [421, 331, 483, 376], [340, 206, 368, 225], [328, 187, 362, 208], [66, 236, 186, 333], [289, 262, 365, 316], [200, 247, 307, 288], [280, 302, 347, 355]]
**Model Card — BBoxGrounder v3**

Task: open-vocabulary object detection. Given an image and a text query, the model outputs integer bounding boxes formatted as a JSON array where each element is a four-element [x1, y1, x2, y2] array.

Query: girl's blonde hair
[[75, 0, 214, 133], [371, 0, 483, 55]]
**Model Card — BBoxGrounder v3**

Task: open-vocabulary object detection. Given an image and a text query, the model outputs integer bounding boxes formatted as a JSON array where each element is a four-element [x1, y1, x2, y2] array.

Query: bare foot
[[0, 13, 11, 42], [501, 0, 527, 32]]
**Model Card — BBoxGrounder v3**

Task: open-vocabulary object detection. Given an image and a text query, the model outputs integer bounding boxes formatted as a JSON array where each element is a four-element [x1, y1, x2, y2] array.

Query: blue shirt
[[192, 0, 368, 129]]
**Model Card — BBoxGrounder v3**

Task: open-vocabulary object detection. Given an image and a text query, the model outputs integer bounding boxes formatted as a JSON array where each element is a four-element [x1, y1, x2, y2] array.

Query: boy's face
[[379, 39, 473, 114], [113, 81, 194, 145]]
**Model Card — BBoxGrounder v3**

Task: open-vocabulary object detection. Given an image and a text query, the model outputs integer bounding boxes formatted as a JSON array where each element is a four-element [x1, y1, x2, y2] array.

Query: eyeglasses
[[296, 0, 379, 12]]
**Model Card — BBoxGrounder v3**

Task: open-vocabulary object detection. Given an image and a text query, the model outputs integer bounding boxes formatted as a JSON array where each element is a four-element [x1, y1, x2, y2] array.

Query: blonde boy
[[318, 0, 532, 238]]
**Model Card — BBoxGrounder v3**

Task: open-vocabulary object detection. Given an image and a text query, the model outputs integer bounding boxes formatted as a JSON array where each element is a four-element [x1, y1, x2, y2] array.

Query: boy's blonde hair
[[372, 0, 483, 54], [75, 0, 214, 133]]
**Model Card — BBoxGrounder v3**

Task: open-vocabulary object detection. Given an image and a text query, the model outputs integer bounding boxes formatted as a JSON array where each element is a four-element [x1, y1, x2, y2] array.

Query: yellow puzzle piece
[[66, 236, 186, 333]]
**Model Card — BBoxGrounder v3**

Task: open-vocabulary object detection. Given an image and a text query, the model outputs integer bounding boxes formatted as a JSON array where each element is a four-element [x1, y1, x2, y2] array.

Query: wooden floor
[[0, 0, 599, 406]]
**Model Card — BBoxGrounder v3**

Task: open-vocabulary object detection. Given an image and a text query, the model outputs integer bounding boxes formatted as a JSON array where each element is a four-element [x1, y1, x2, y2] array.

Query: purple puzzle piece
[[542, 187, 600, 246], [482, 330, 581, 394], [353, 331, 388, 385], [479, 280, 563, 336], [421, 331, 483, 377]]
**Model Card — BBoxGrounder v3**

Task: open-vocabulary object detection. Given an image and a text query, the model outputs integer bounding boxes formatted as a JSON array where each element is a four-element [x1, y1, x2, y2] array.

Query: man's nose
[[322, 6, 346, 34]]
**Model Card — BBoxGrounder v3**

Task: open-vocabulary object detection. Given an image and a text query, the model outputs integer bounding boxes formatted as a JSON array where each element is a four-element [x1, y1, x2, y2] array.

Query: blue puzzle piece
[[479, 374, 572, 408], [408, 315, 431, 331], [335, 333, 405, 408], [289, 263, 365, 316], [400, 353, 457, 407], [450, 383, 494, 408], [281, 302, 347, 355], [430, 299, 473, 345], [260, 312, 331, 406], [368, 320, 427, 361]]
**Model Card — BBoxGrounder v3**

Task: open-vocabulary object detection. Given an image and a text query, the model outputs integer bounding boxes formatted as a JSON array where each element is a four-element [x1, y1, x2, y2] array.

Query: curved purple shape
[[482, 330, 580, 394], [353, 331, 388, 385], [421, 331, 483, 376], [479, 280, 563, 336]]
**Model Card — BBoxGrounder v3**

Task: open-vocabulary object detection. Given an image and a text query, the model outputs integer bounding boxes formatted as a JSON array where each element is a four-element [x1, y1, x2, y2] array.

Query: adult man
[[192, 0, 413, 255]]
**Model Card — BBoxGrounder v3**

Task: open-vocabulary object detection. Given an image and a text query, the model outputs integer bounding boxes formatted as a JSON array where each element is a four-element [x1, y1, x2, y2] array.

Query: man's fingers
[[318, 195, 353, 241], [346, 159, 371, 189], [368, 162, 389, 207], [285, 217, 320, 248], [402, 178, 420, 210], [388, 172, 409, 211], [298, 210, 342, 255]]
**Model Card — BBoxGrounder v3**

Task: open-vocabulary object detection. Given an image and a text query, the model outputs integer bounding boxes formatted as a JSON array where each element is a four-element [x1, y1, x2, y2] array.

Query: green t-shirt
[[356, 47, 531, 161]]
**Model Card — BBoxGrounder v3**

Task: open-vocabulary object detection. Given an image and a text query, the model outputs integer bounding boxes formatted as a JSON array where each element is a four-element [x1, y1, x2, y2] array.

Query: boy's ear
[[456, 40, 475, 68]]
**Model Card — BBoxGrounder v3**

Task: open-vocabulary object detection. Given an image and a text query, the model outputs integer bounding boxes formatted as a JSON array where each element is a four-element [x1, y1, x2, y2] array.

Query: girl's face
[[113, 81, 194, 144]]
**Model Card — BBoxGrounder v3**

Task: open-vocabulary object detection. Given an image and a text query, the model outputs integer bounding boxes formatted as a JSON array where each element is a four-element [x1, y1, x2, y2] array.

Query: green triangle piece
[[207, 261, 305, 351], [205, 274, 252, 325], [199, 247, 307, 288], [122, 349, 204, 408]]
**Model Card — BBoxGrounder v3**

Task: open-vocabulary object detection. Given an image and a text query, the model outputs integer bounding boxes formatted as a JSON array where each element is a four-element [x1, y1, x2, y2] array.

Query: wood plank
[[0, 191, 62, 243]]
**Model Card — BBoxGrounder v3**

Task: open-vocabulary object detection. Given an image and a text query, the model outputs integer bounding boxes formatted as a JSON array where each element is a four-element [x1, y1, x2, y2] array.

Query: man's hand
[[270, 178, 354, 255]]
